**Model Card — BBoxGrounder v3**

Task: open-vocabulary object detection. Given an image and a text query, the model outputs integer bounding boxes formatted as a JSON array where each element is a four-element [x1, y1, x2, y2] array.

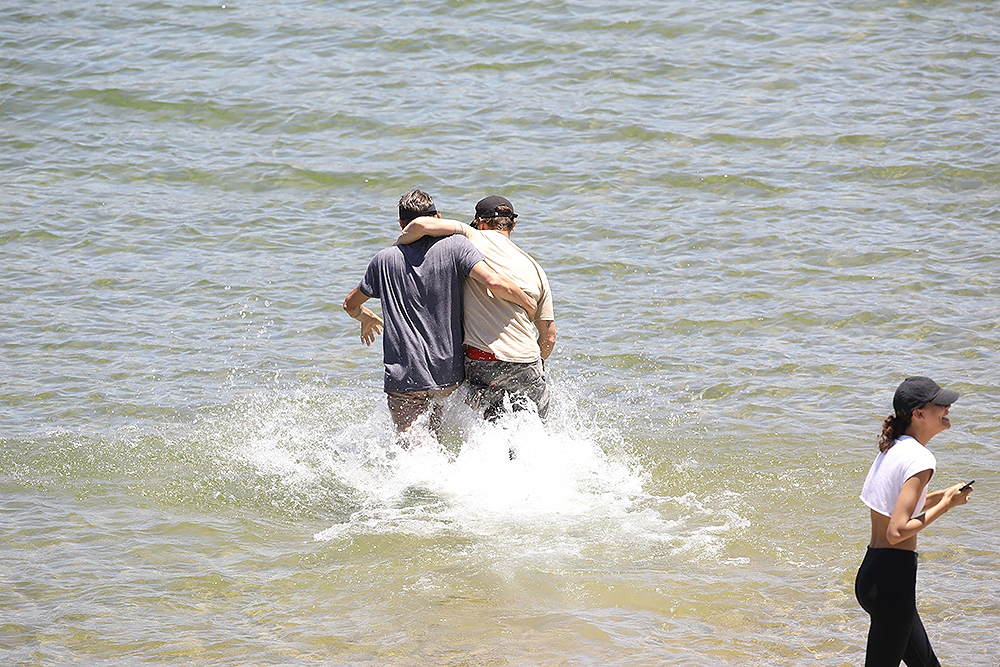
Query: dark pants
[[464, 357, 549, 420], [855, 547, 940, 667]]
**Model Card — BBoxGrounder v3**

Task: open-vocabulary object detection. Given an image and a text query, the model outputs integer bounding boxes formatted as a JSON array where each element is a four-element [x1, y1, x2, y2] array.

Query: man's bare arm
[[343, 286, 384, 346], [536, 320, 556, 360], [468, 262, 536, 319], [395, 217, 468, 245]]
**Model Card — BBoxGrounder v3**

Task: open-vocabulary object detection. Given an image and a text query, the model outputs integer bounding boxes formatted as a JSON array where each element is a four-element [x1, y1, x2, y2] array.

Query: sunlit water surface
[[2, 1, 999, 665]]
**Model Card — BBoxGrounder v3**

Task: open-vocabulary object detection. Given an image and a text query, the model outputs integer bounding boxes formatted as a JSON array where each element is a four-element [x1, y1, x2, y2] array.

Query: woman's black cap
[[893, 376, 959, 417]]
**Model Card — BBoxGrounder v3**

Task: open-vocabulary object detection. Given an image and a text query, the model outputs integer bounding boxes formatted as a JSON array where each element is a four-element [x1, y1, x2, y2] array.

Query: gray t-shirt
[[358, 235, 484, 393]]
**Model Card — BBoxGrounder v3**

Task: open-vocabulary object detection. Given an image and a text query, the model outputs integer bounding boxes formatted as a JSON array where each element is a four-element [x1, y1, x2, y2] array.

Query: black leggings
[[855, 547, 940, 667]]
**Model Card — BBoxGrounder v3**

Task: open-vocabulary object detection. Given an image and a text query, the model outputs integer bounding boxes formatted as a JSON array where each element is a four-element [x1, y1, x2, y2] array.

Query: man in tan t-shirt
[[396, 195, 556, 422]]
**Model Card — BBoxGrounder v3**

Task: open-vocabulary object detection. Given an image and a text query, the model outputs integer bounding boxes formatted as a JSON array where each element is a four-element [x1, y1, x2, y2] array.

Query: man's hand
[[344, 286, 382, 346], [358, 308, 384, 346]]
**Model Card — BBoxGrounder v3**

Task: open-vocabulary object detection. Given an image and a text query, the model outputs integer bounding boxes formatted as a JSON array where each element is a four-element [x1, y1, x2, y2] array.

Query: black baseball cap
[[893, 376, 959, 417], [474, 195, 518, 221]]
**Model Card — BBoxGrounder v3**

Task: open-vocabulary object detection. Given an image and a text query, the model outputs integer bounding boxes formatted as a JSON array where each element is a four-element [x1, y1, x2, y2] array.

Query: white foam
[[209, 383, 744, 562]]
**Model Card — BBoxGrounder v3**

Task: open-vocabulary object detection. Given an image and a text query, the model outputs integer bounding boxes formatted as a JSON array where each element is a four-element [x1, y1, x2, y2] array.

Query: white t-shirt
[[457, 226, 554, 363], [860, 435, 936, 518]]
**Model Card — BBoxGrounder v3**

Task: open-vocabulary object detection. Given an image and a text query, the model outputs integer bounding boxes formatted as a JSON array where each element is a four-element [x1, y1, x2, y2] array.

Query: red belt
[[465, 346, 498, 361]]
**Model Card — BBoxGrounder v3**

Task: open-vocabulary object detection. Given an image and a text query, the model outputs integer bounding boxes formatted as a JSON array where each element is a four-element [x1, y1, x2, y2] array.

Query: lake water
[[2, 1, 999, 665]]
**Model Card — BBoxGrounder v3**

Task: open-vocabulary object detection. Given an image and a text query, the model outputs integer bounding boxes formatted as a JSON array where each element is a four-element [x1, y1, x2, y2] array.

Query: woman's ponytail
[[878, 412, 911, 452]]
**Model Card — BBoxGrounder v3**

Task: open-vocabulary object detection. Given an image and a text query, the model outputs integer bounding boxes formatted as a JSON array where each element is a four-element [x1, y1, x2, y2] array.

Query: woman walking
[[855, 376, 973, 667]]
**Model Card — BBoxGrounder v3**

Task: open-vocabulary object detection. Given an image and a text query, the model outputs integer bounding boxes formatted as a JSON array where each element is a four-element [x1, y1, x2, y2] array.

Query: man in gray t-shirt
[[343, 189, 536, 435]]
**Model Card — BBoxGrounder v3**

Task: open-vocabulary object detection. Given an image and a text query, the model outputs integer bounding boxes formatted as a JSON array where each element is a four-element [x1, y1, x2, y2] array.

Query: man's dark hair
[[473, 204, 517, 232], [398, 189, 437, 223]]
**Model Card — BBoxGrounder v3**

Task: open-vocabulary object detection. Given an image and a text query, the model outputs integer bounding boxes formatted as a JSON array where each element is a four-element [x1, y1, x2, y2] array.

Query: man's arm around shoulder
[[396, 217, 469, 245]]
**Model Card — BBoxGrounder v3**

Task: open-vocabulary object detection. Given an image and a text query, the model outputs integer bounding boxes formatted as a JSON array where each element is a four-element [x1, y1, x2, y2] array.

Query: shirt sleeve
[[903, 446, 936, 482], [534, 263, 554, 321], [357, 254, 381, 299], [453, 236, 485, 276]]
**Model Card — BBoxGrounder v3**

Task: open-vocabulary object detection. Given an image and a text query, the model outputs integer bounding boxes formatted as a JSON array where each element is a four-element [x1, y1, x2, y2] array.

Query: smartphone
[[959, 480, 975, 492]]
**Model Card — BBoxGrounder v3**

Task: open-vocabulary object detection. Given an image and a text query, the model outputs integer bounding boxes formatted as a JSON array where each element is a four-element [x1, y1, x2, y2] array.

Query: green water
[[2, 0, 998, 664]]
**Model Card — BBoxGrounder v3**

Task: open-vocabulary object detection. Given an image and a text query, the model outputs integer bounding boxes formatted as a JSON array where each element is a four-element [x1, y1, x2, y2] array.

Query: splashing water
[[204, 382, 746, 567]]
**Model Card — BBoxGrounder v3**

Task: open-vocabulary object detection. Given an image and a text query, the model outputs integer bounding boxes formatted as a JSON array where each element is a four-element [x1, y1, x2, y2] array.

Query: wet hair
[[398, 189, 436, 223], [473, 204, 517, 232], [878, 412, 913, 452]]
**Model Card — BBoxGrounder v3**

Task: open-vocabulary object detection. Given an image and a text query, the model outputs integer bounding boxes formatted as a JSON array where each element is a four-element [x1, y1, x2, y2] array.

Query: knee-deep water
[[3, 1, 999, 664]]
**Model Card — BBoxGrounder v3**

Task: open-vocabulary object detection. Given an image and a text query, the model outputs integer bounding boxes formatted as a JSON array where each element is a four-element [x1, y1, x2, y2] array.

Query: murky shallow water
[[3, 0, 999, 664]]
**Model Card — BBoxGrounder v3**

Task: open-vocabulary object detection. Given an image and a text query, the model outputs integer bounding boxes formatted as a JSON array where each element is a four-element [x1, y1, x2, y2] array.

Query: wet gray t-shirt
[[358, 235, 484, 393]]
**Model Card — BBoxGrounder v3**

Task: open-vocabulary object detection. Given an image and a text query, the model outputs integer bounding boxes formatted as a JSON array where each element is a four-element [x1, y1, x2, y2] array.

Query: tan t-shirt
[[457, 226, 554, 363]]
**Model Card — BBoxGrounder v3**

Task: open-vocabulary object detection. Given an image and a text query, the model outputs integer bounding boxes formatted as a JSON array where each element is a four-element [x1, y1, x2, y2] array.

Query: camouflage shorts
[[464, 357, 549, 420]]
